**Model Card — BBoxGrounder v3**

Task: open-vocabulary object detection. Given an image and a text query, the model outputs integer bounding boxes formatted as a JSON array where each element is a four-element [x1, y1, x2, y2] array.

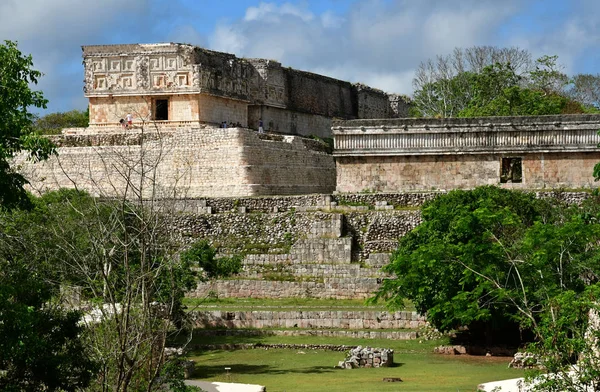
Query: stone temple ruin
[[18, 43, 410, 199], [83, 43, 409, 138], [16, 43, 600, 199]]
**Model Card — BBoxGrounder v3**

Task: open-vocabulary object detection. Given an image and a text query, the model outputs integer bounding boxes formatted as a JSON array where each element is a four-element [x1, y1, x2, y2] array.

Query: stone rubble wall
[[339, 346, 394, 369], [192, 310, 426, 330]]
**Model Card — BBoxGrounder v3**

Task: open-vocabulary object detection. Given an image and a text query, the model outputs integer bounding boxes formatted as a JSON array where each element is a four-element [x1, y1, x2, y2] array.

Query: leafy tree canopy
[[411, 47, 599, 118], [34, 109, 89, 135], [0, 40, 54, 209], [374, 186, 600, 346]]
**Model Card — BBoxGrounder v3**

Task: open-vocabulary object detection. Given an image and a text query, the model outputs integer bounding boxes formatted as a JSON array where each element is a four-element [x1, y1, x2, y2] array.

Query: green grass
[[183, 297, 406, 311], [187, 336, 523, 392]]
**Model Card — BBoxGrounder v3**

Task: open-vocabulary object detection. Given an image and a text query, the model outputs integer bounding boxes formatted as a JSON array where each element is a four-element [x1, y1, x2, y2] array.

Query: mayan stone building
[[83, 43, 408, 138], [17, 43, 412, 199], [333, 114, 600, 192]]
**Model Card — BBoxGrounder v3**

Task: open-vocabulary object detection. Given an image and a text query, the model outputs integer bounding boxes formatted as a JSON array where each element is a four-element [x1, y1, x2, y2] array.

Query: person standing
[[126, 113, 133, 127], [258, 118, 264, 134]]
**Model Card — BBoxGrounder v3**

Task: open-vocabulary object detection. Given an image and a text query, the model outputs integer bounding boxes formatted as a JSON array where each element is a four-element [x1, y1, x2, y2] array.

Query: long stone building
[[333, 114, 600, 192], [83, 43, 408, 138]]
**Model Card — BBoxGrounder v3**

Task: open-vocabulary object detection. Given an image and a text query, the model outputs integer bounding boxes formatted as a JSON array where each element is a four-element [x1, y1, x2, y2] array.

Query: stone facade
[[333, 114, 600, 192], [17, 126, 336, 198], [83, 43, 409, 138]]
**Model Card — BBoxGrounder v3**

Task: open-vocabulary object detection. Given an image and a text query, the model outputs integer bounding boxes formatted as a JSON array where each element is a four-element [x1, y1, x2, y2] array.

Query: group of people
[[119, 113, 133, 128]]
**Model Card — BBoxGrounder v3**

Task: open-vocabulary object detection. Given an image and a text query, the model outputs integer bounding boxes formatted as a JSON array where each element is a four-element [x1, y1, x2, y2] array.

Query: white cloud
[[4, 0, 599, 114], [244, 2, 314, 23], [210, 0, 523, 95]]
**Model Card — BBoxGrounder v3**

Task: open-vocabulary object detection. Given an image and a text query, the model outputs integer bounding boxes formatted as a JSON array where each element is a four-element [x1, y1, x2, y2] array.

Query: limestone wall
[[336, 152, 600, 192], [198, 95, 248, 126], [189, 278, 380, 299], [248, 105, 333, 138], [334, 114, 600, 192], [17, 127, 335, 198], [192, 310, 426, 330]]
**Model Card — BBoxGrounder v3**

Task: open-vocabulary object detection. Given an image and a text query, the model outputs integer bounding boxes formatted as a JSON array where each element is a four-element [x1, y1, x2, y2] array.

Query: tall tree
[[0, 41, 96, 391], [411, 46, 532, 117], [0, 40, 54, 209], [34, 109, 89, 135], [411, 47, 592, 118]]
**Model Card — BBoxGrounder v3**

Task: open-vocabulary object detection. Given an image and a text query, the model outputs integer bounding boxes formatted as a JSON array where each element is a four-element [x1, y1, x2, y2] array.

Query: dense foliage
[[0, 40, 55, 209], [34, 109, 89, 134], [0, 189, 199, 391], [0, 259, 96, 391], [411, 46, 599, 118], [181, 239, 243, 279], [375, 187, 600, 344]]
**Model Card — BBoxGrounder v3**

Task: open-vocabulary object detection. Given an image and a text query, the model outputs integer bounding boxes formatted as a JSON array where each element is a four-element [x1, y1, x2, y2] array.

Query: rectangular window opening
[[154, 99, 169, 121], [500, 157, 522, 183]]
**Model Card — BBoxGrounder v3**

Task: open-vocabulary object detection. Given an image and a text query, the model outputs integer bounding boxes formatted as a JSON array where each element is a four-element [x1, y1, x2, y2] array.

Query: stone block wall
[[336, 152, 600, 193], [17, 127, 335, 198], [198, 94, 248, 126], [247, 105, 333, 138], [189, 278, 380, 299], [336, 154, 500, 193], [333, 114, 600, 192], [356, 87, 392, 119], [192, 310, 427, 330], [89, 96, 152, 124]]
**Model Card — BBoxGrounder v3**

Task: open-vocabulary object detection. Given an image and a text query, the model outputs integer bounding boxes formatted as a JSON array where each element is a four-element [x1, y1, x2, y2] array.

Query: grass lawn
[[187, 335, 523, 392]]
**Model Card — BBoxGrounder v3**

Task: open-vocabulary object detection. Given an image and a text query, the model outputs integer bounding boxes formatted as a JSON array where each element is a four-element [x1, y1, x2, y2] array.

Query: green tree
[[411, 48, 590, 118], [0, 260, 96, 391], [374, 187, 600, 345], [0, 41, 95, 391], [34, 109, 89, 135], [0, 40, 54, 209], [181, 239, 242, 279]]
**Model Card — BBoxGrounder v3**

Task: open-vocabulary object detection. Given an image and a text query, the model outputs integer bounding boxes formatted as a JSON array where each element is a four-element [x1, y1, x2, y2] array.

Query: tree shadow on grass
[[194, 363, 342, 378]]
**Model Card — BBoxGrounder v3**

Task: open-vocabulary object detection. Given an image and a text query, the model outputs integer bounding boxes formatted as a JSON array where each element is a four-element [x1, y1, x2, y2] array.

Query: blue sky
[[1, 0, 598, 114]]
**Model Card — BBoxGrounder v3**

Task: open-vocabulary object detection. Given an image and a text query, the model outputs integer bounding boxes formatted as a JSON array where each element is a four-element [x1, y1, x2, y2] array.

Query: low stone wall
[[189, 343, 358, 352], [169, 192, 436, 214], [242, 263, 387, 280], [191, 329, 418, 340], [192, 310, 427, 330], [190, 278, 381, 299]]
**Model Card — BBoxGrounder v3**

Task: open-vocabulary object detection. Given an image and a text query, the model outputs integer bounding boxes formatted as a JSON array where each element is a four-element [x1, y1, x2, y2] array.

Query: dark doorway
[[500, 157, 523, 183], [154, 99, 169, 121]]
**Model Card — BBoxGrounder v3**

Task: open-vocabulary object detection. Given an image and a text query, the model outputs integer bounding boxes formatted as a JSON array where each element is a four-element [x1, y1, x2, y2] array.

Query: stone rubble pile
[[508, 352, 543, 369], [337, 346, 394, 369]]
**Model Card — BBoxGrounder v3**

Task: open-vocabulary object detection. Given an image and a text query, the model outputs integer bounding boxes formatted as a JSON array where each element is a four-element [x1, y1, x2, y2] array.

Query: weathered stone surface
[[334, 114, 600, 192], [191, 310, 426, 330], [83, 43, 407, 138], [17, 127, 336, 198], [338, 346, 394, 368]]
